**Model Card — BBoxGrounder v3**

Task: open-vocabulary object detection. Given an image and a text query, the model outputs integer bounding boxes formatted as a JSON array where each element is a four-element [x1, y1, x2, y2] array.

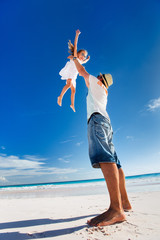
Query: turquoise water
[[0, 172, 160, 191]]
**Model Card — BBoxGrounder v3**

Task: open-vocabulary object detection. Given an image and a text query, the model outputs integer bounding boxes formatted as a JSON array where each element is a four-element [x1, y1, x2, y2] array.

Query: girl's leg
[[70, 85, 76, 112], [57, 79, 72, 106]]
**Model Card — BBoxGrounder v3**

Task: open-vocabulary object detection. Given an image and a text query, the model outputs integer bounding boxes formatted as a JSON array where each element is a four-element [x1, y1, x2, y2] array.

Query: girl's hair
[[68, 40, 88, 56]]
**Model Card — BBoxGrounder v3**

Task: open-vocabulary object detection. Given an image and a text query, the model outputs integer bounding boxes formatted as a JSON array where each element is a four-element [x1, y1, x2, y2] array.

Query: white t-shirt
[[87, 75, 110, 122]]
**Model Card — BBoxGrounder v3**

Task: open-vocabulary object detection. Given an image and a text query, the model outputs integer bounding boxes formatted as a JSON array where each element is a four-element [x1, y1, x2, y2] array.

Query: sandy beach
[[0, 189, 160, 240]]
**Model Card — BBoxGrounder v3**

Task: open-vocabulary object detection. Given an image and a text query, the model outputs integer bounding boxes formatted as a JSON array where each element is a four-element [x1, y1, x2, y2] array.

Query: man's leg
[[119, 168, 132, 211], [88, 163, 126, 226]]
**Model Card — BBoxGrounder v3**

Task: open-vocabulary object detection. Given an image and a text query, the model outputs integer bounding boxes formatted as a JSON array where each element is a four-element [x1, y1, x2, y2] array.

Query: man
[[68, 54, 132, 227]]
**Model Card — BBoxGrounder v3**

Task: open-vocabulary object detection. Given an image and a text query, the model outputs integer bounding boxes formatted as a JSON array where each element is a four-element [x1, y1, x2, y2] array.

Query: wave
[[0, 172, 160, 192]]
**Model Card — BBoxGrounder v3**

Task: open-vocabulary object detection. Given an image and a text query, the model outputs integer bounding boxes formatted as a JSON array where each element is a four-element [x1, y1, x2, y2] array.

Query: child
[[57, 29, 90, 112]]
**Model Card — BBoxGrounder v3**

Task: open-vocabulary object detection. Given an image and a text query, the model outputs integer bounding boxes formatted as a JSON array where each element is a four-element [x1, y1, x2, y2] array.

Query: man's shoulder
[[89, 75, 98, 83]]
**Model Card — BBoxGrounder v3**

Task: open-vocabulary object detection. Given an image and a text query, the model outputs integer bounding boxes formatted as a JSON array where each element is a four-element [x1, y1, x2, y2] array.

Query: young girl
[[57, 29, 90, 112]]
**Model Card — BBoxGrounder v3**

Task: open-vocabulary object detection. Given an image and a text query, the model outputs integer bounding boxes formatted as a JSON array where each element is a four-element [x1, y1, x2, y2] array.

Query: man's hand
[[68, 55, 89, 88], [67, 55, 74, 60]]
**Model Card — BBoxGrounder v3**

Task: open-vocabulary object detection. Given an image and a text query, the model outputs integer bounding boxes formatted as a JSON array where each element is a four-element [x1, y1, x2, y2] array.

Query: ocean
[[0, 172, 160, 198]]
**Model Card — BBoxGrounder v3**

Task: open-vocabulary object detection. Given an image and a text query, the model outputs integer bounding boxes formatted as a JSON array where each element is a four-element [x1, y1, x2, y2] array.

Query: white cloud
[[48, 167, 77, 174], [114, 128, 121, 135], [0, 167, 77, 178], [23, 155, 47, 161], [60, 139, 73, 144], [147, 97, 160, 111], [126, 136, 134, 141], [58, 158, 70, 163], [58, 154, 72, 163], [0, 154, 45, 169], [0, 176, 7, 182], [76, 141, 84, 147], [60, 136, 77, 144], [0, 154, 77, 179]]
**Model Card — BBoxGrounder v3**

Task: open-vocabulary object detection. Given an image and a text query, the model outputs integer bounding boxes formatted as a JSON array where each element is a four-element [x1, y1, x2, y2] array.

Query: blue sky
[[0, 0, 160, 185]]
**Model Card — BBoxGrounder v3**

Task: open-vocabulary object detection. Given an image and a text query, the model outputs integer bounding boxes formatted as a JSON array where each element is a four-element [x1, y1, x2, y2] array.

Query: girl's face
[[78, 50, 87, 61]]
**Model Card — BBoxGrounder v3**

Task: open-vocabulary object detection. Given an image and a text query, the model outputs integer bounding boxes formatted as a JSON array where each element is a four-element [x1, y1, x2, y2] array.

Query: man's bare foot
[[57, 96, 62, 106], [123, 201, 132, 212], [87, 208, 126, 227], [123, 206, 132, 212], [70, 105, 76, 112]]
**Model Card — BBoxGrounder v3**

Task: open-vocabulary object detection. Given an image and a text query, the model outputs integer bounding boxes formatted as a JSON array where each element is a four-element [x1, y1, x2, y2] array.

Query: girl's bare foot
[[57, 96, 62, 106], [70, 105, 75, 112]]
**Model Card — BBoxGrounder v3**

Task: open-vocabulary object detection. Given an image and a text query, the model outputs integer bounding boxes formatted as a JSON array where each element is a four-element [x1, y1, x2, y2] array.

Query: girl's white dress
[[59, 59, 83, 88]]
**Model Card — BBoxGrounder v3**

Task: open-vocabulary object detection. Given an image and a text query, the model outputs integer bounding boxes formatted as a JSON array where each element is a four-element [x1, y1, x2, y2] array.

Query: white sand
[[0, 191, 160, 240]]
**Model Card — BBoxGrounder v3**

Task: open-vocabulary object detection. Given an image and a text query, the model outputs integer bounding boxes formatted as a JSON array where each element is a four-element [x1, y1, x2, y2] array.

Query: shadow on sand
[[0, 214, 96, 239], [0, 225, 86, 239]]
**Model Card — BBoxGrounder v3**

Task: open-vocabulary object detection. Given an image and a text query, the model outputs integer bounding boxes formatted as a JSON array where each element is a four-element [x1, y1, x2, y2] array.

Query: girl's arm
[[82, 55, 90, 64], [74, 29, 81, 57]]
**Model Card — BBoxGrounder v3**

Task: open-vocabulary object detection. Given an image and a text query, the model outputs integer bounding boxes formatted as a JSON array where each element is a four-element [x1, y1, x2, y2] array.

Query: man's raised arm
[[68, 55, 90, 88]]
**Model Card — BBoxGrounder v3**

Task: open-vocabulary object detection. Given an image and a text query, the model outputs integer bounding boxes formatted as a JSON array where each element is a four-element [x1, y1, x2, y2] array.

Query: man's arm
[[68, 55, 90, 88]]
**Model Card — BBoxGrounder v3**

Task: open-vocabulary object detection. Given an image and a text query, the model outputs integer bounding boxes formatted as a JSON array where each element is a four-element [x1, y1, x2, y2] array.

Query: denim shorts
[[87, 113, 121, 169]]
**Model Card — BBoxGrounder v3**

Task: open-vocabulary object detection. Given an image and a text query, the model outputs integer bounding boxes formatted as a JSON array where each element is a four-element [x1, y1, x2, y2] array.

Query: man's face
[[97, 75, 103, 81]]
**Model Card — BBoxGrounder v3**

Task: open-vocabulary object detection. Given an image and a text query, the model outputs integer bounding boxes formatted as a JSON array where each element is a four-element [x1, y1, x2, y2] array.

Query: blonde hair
[[68, 40, 88, 56], [68, 40, 74, 55]]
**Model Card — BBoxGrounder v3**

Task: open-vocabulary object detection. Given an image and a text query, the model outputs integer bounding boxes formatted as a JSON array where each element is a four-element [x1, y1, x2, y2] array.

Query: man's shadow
[[0, 214, 96, 239], [0, 214, 95, 230], [0, 225, 87, 239]]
